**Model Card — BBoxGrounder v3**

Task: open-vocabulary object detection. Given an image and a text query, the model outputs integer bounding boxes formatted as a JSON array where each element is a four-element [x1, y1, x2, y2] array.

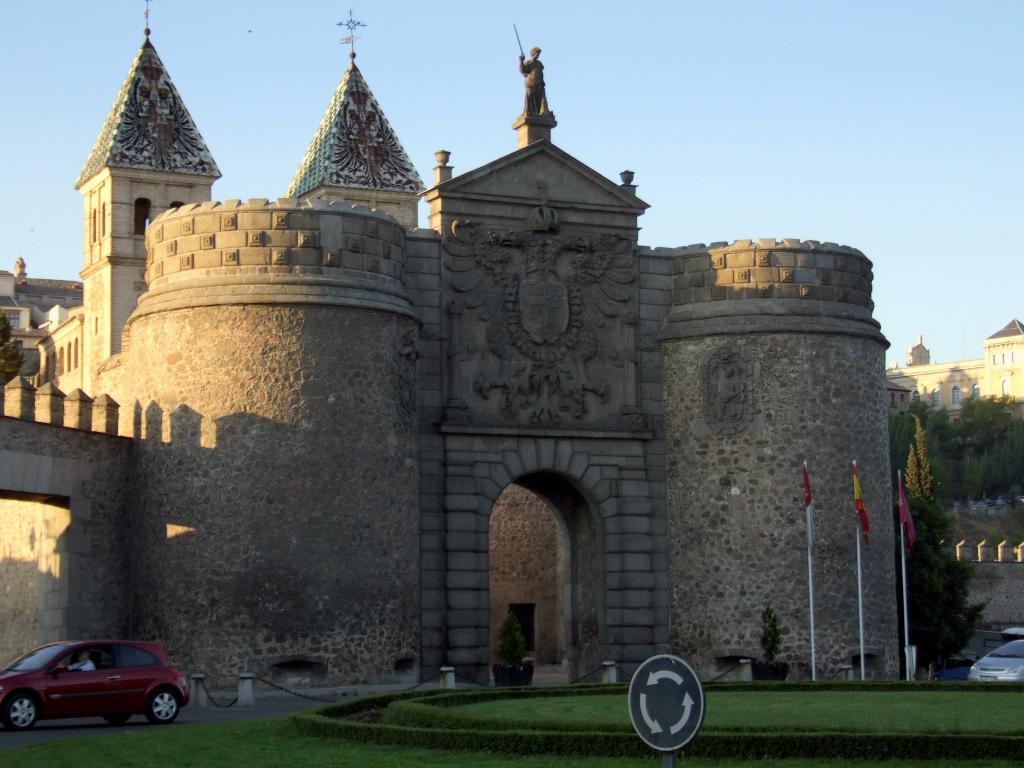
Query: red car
[[0, 640, 189, 730]]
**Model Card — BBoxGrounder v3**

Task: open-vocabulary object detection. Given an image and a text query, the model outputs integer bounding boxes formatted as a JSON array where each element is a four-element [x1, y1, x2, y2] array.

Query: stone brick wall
[[488, 484, 566, 664], [106, 200, 420, 686], [0, 497, 70, 665], [662, 239, 898, 679], [0, 414, 132, 651], [970, 563, 1024, 628]]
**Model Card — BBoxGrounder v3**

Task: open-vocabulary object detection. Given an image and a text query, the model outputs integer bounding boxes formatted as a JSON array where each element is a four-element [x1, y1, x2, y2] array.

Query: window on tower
[[134, 198, 152, 235]]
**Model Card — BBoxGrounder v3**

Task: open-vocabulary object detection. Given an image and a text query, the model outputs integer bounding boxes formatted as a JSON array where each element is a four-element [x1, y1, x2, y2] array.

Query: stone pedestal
[[513, 113, 557, 148]]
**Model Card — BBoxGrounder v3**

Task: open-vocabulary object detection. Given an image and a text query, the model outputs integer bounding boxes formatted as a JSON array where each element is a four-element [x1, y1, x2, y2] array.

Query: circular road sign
[[627, 654, 706, 752]]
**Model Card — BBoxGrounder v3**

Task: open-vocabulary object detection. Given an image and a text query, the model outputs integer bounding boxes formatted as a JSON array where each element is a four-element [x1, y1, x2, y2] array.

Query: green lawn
[[456, 691, 1024, 734], [5, 717, 1022, 768]]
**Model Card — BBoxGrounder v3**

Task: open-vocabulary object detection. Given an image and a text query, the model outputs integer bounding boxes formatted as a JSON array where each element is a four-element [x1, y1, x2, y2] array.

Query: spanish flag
[[851, 461, 870, 543]]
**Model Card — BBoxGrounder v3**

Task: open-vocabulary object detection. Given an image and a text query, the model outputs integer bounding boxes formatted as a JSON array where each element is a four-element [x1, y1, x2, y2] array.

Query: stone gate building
[[1, 30, 899, 684]]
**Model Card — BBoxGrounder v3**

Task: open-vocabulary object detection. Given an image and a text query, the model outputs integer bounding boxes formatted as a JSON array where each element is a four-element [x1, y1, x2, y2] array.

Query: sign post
[[628, 654, 707, 767]]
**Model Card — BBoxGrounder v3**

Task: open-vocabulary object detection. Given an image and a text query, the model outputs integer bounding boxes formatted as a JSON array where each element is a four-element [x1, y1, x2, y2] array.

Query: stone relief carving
[[393, 326, 419, 429], [444, 220, 636, 426], [109, 45, 217, 175], [701, 345, 755, 435]]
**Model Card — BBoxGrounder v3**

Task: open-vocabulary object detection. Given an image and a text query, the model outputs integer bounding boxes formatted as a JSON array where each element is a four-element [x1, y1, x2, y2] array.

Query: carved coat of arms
[[444, 221, 636, 425], [701, 346, 755, 435]]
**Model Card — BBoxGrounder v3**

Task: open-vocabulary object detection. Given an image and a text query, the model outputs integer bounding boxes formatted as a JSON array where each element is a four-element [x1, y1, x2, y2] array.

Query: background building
[[886, 322, 1024, 419]]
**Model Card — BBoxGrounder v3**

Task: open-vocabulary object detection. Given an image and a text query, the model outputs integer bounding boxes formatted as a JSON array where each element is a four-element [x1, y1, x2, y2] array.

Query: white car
[[968, 640, 1024, 682]]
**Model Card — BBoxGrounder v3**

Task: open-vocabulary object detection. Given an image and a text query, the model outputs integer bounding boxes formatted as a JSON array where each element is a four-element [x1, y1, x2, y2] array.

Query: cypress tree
[[906, 415, 934, 500]]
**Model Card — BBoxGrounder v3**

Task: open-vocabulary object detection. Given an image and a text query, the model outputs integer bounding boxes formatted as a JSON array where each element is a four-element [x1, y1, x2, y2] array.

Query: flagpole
[[807, 527, 817, 681], [855, 515, 866, 681], [804, 461, 817, 681], [898, 470, 912, 681]]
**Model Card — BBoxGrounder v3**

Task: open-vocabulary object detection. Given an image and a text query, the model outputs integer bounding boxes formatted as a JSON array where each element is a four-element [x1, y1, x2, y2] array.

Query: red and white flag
[[851, 461, 870, 544], [803, 461, 815, 550], [897, 472, 916, 549]]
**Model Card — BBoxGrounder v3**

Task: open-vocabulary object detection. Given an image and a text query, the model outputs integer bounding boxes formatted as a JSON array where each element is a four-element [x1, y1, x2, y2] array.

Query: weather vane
[[143, 0, 153, 36], [338, 10, 366, 60]]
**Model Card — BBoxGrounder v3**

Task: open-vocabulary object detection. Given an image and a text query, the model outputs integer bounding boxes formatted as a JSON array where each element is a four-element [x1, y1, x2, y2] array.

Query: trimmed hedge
[[290, 683, 1024, 760]]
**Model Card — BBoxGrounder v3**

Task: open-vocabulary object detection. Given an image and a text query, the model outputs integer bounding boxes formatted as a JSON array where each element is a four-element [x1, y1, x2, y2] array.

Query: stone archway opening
[[488, 472, 602, 684]]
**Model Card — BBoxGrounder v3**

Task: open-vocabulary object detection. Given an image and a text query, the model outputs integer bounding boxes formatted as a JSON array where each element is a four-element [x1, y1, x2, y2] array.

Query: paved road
[[0, 692, 329, 753]]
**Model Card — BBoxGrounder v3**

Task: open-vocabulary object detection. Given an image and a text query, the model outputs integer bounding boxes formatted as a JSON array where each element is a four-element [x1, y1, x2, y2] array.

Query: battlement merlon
[[660, 238, 886, 347], [2, 378, 120, 435], [134, 197, 418, 323]]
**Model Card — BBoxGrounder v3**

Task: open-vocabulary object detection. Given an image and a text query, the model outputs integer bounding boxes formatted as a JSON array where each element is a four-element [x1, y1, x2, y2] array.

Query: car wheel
[[2, 693, 39, 730], [144, 689, 180, 724], [103, 713, 132, 725]]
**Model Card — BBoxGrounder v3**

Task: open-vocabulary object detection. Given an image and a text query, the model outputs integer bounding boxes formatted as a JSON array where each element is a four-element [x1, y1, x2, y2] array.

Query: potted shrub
[[492, 611, 533, 686], [753, 604, 789, 680]]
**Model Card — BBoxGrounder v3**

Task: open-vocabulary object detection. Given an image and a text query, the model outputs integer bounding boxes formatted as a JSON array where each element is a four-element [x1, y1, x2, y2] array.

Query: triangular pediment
[[429, 141, 648, 212], [76, 37, 220, 189]]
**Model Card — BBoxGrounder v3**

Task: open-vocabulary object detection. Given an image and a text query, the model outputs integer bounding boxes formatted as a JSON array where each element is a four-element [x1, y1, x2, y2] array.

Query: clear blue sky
[[3, 1, 1021, 366]]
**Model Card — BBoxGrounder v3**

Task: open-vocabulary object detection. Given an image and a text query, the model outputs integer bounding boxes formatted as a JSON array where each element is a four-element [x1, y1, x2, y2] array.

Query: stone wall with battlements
[[0, 391, 132, 659], [103, 199, 421, 687], [661, 238, 897, 679]]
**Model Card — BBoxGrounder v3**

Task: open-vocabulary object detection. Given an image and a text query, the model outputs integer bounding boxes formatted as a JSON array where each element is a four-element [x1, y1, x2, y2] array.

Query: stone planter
[[751, 661, 789, 681], [492, 662, 534, 687]]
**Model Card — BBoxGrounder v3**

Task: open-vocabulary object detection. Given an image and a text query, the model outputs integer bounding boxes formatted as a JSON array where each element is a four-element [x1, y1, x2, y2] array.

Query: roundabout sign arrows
[[628, 654, 706, 754]]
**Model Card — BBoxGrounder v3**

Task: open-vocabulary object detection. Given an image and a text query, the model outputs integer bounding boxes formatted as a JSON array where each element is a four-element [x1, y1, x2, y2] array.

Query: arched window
[[73, 339, 79, 369], [57, 348, 65, 376], [100, 203, 107, 237], [951, 386, 961, 406], [972, 384, 981, 399], [90, 208, 97, 243], [134, 198, 152, 235], [1003, 379, 1012, 396], [931, 389, 941, 408]]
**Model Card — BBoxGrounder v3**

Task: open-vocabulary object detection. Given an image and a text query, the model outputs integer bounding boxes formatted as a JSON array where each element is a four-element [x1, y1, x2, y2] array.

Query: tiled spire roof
[[286, 61, 423, 197], [987, 319, 1024, 340], [76, 37, 220, 189]]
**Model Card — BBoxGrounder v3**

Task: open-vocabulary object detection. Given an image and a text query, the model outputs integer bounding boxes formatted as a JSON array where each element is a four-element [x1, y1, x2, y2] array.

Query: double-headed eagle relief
[[444, 220, 637, 426], [110, 45, 216, 175]]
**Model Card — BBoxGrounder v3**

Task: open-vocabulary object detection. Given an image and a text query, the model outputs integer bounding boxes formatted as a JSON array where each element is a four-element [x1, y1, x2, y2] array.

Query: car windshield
[[989, 641, 1024, 659], [3, 643, 74, 672]]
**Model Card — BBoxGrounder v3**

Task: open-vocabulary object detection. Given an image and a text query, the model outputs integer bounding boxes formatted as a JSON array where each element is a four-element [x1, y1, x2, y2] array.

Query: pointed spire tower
[[75, 30, 219, 390], [286, 54, 423, 229]]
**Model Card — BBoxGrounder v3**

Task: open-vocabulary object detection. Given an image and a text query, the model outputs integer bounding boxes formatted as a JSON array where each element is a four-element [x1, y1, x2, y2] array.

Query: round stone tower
[[116, 198, 420, 686], [661, 238, 897, 679]]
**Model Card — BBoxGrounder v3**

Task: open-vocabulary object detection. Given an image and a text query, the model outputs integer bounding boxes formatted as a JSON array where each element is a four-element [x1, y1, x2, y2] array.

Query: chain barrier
[[198, 677, 239, 708], [569, 663, 608, 684], [255, 676, 349, 703], [707, 662, 741, 683], [453, 669, 485, 688]]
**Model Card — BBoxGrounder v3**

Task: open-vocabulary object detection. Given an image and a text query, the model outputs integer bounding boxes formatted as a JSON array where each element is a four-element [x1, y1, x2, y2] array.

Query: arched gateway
[[416, 141, 672, 684]]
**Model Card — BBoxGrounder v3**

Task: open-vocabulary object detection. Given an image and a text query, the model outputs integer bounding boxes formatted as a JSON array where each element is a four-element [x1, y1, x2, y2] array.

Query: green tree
[[905, 415, 934, 500], [902, 496, 983, 666], [0, 313, 24, 383], [496, 611, 526, 666], [760, 605, 781, 666]]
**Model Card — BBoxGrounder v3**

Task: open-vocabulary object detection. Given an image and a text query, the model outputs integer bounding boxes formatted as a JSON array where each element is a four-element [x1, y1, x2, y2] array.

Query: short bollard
[[738, 658, 753, 681], [440, 666, 456, 689], [601, 661, 618, 684], [237, 672, 255, 707], [190, 673, 208, 708]]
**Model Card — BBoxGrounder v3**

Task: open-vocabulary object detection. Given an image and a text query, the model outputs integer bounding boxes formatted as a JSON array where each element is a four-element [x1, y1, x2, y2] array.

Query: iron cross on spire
[[338, 9, 367, 60], [144, 0, 152, 36]]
